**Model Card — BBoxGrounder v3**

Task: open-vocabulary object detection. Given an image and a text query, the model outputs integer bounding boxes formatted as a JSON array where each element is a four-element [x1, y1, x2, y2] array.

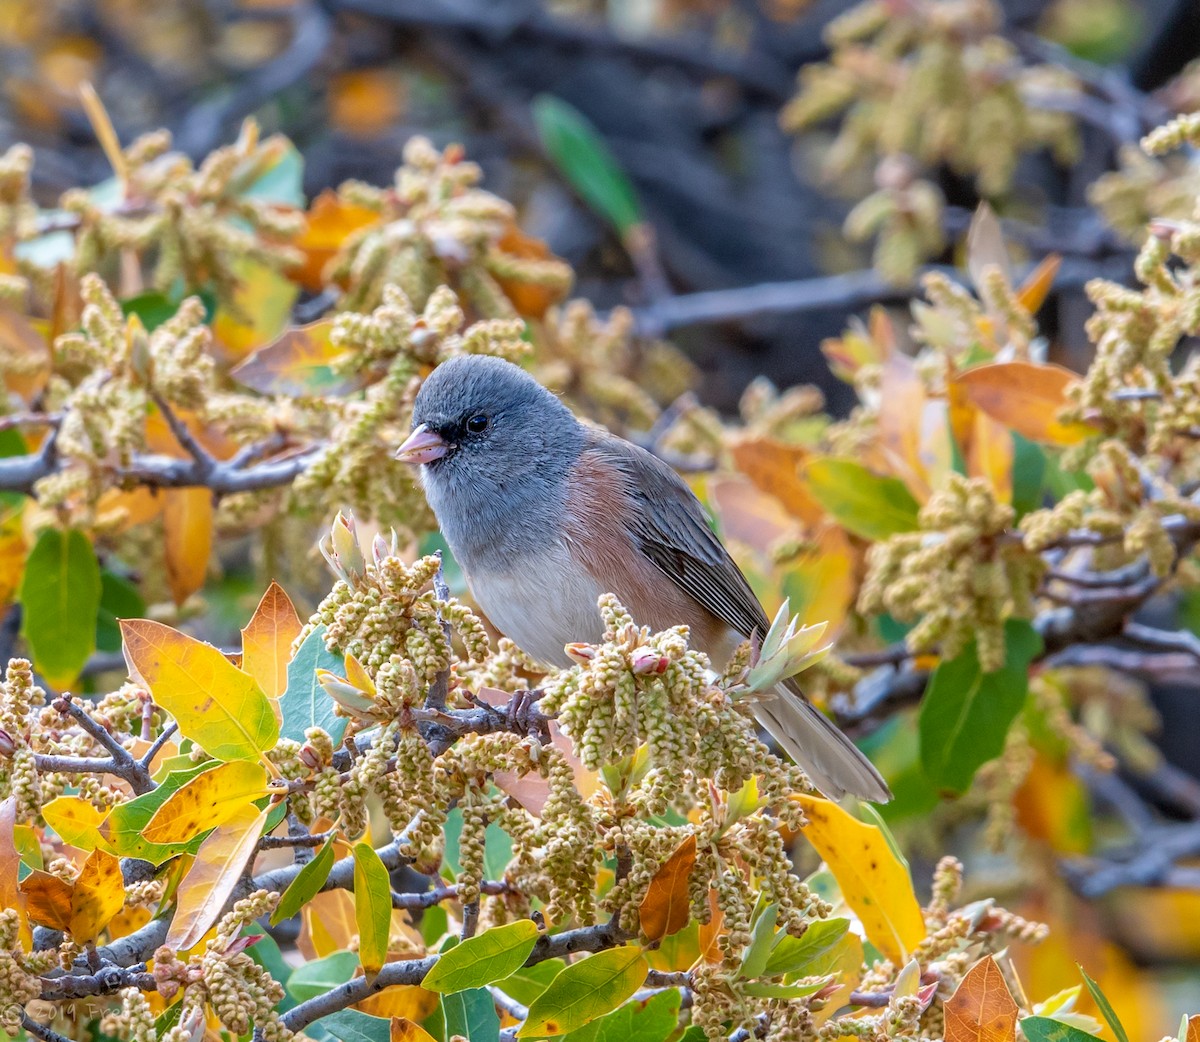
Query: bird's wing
[[592, 432, 772, 641]]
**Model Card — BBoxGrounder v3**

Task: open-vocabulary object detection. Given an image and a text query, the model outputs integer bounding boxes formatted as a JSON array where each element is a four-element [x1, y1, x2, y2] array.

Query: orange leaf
[[638, 834, 697, 942], [300, 887, 358, 959], [729, 436, 824, 526], [0, 305, 50, 402], [1016, 255, 1062, 315], [0, 799, 24, 925], [706, 474, 794, 555], [1185, 1016, 1200, 1042], [967, 410, 1014, 505], [955, 362, 1096, 446], [69, 848, 124, 943], [697, 887, 724, 965], [166, 805, 267, 951], [163, 487, 213, 604], [241, 581, 302, 699], [943, 955, 1018, 1042], [292, 191, 380, 292], [359, 987, 439, 1022], [19, 870, 74, 931], [0, 501, 27, 609], [329, 69, 405, 138], [389, 1019, 438, 1042], [95, 486, 165, 532], [493, 221, 569, 319]]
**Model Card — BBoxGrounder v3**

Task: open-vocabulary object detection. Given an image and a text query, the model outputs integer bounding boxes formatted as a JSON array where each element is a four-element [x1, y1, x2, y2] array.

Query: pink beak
[[395, 424, 449, 464]]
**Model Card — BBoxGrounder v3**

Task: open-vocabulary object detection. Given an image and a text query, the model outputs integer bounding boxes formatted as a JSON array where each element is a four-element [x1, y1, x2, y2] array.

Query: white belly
[[467, 543, 608, 669]]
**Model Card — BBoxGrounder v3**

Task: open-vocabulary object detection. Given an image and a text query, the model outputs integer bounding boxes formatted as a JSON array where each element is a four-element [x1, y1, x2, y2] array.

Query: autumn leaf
[[729, 435, 824, 526], [329, 69, 405, 139], [167, 805, 268, 951], [493, 221, 568, 319], [955, 363, 1096, 446], [232, 319, 364, 397], [792, 795, 926, 964], [19, 870, 74, 931], [1016, 255, 1062, 315], [389, 1020, 438, 1042], [163, 486, 213, 605], [638, 834, 696, 942], [241, 581, 303, 700], [0, 304, 50, 401], [802, 458, 921, 540], [69, 848, 124, 943], [697, 886, 724, 965], [781, 524, 855, 636], [944, 956, 1018, 1042], [121, 619, 278, 761], [143, 760, 269, 845], [968, 410, 1014, 505], [42, 795, 109, 850], [0, 799, 23, 925], [211, 257, 299, 361], [291, 190, 379, 291]]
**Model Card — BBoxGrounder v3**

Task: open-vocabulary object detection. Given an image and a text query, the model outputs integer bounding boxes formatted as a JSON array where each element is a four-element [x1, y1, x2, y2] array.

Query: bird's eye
[[465, 414, 490, 434]]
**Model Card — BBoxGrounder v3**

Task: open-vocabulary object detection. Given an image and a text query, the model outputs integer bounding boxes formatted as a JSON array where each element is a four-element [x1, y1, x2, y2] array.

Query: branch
[[37, 695, 155, 795], [40, 964, 156, 1000]]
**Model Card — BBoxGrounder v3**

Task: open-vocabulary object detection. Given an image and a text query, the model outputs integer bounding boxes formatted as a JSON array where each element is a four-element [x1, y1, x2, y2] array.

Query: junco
[[395, 355, 891, 802]]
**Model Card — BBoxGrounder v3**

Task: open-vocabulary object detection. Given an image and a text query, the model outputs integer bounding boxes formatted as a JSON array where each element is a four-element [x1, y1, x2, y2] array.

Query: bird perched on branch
[[395, 354, 890, 802]]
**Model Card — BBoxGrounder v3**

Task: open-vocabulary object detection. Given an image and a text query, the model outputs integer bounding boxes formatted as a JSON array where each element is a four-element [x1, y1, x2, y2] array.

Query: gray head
[[395, 355, 583, 556]]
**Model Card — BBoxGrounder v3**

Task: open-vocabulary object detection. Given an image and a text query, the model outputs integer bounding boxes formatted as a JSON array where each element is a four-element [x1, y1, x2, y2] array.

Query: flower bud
[[630, 647, 669, 675]]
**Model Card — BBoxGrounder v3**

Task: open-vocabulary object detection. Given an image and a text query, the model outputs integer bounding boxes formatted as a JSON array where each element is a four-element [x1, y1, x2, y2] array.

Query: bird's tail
[[752, 684, 892, 802]]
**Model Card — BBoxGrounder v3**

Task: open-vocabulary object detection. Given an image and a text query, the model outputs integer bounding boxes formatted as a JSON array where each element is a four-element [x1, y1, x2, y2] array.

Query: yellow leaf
[[729, 436, 824, 526], [389, 1019, 438, 1042], [696, 887, 724, 965], [792, 795, 926, 964], [943, 955, 1018, 1042], [0, 304, 50, 402], [955, 362, 1096, 446], [0, 500, 27, 608], [781, 524, 855, 636], [638, 834, 696, 942], [167, 805, 267, 951], [359, 988, 439, 1022], [42, 795, 109, 850], [0, 798, 26, 932], [143, 761, 269, 845], [69, 848, 124, 943], [95, 486, 165, 532], [967, 410, 1014, 505], [301, 888, 357, 959], [19, 870, 74, 931], [120, 619, 279, 762], [211, 258, 299, 361], [163, 487, 213, 605], [241, 581, 302, 700], [231, 320, 363, 397]]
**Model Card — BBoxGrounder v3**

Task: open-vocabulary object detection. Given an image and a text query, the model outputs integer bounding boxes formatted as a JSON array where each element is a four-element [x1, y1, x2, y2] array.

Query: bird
[[394, 354, 891, 802]]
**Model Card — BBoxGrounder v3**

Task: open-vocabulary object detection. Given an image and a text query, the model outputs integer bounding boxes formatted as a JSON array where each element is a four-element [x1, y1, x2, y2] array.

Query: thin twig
[[139, 722, 178, 770], [21, 1014, 81, 1042]]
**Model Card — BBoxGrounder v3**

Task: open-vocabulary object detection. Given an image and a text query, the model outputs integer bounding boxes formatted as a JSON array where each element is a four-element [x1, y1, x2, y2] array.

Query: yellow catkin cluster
[[62, 123, 303, 308], [533, 300, 696, 434], [327, 136, 572, 317], [860, 476, 1043, 668]]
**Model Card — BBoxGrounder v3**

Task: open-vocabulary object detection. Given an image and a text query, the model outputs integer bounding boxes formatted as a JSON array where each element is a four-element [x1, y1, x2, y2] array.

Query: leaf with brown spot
[[163, 487, 213, 605], [166, 805, 268, 951], [729, 436, 824, 526], [241, 581, 302, 700], [943, 955, 1018, 1042], [42, 795, 109, 850], [143, 760, 269, 845], [19, 870, 74, 931], [955, 362, 1096, 446], [388, 1019, 438, 1042], [638, 834, 696, 942], [792, 795, 925, 964], [69, 848, 124, 943], [231, 320, 364, 397]]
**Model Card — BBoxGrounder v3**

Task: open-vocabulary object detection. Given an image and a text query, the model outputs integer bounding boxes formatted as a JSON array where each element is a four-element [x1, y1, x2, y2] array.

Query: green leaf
[[120, 292, 180, 331], [279, 625, 348, 745], [353, 842, 392, 974], [531, 96, 641, 236], [1011, 433, 1047, 519], [1021, 1016, 1104, 1042], [738, 903, 778, 979], [499, 959, 566, 1005], [741, 978, 831, 1000], [271, 838, 336, 926], [802, 459, 921, 540], [442, 988, 500, 1042], [444, 802, 513, 881], [423, 919, 540, 993], [241, 141, 305, 208], [764, 918, 850, 976], [318, 1010, 390, 1042], [287, 950, 359, 1001], [1078, 967, 1129, 1042], [105, 763, 219, 863], [919, 619, 1042, 794], [421, 903, 449, 948], [96, 570, 145, 653], [561, 989, 681, 1042], [19, 527, 100, 687], [519, 947, 647, 1037]]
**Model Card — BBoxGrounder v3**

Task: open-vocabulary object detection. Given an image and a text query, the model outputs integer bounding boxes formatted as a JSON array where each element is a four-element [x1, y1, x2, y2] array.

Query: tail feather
[[752, 685, 892, 803]]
